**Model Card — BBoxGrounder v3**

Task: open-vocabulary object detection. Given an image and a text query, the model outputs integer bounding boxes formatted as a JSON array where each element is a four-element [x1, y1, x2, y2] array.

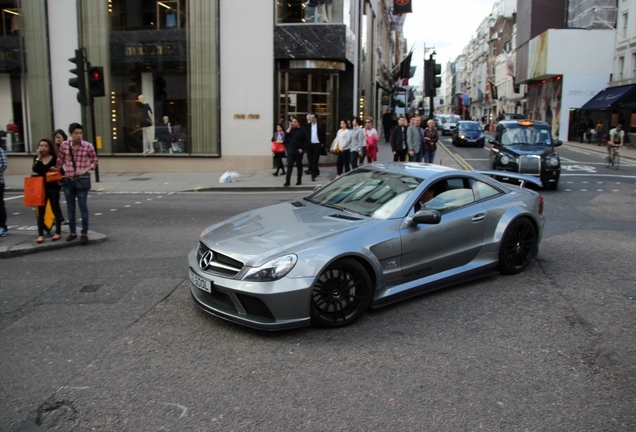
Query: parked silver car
[[189, 163, 545, 330]]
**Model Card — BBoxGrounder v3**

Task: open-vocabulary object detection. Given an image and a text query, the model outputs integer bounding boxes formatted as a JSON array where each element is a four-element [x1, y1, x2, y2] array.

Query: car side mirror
[[412, 209, 441, 225], [553, 139, 563, 147]]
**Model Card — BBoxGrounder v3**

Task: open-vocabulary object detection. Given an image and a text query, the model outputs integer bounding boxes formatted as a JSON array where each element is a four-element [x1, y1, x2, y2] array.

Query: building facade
[[2, 0, 406, 175]]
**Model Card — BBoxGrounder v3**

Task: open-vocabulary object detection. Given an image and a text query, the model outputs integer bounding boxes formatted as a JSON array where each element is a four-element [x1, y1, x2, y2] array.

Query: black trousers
[[37, 187, 63, 236], [307, 144, 322, 178], [286, 153, 304, 184], [0, 182, 6, 230]]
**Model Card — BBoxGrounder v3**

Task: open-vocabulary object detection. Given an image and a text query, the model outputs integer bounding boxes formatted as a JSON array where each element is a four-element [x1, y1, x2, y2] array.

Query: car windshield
[[500, 125, 553, 146], [305, 169, 421, 219], [459, 123, 481, 131], [447, 115, 460, 123]]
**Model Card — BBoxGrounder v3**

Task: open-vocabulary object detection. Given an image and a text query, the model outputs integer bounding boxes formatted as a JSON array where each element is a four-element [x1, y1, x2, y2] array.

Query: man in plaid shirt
[[55, 123, 98, 245], [0, 146, 7, 236]]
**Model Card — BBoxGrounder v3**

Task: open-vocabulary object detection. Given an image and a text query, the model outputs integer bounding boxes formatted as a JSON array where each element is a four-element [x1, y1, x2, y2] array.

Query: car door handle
[[472, 214, 485, 222]]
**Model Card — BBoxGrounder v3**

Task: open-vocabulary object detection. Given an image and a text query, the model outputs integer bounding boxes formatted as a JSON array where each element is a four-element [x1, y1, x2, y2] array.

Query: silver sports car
[[189, 163, 545, 330]]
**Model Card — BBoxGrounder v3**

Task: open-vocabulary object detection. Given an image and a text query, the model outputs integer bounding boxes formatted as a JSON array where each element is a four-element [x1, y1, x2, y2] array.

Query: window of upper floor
[[277, 0, 352, 29], [109, 0, 187, 31]]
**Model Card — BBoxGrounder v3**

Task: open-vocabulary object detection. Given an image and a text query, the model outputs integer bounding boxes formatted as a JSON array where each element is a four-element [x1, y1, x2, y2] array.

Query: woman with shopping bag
[[31, 138, 63, 243]]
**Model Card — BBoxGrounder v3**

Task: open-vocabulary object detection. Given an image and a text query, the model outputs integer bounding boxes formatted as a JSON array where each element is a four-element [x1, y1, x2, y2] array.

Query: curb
[[0, 230, 107, 258]]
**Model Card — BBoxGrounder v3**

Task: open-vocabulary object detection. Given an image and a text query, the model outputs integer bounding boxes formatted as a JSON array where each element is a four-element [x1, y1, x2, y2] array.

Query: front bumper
[[188, 248, 313, 330]]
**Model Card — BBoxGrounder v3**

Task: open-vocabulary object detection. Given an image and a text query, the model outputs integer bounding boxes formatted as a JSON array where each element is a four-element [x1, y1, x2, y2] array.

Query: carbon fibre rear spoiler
[[472, 170, 543, 189]]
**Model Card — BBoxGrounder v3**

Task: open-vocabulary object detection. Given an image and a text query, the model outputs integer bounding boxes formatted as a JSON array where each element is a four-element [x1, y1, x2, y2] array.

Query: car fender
[[492, 205, 540, 245]]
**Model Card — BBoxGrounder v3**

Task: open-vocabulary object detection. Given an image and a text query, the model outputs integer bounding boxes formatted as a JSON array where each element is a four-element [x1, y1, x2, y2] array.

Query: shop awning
[[580, 84, 636, 110]]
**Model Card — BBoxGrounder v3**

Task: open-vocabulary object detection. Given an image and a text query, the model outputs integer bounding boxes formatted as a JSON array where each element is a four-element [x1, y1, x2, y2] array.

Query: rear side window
[[474, 180, 502, 200]]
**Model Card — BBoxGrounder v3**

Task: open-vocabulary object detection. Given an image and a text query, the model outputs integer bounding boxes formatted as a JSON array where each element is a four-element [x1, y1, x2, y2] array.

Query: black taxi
[[489, 120, 562, 190]]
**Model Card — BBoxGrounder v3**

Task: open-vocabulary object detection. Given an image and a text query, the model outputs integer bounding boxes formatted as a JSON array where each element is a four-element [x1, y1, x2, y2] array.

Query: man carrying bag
[[54, 123, 97, 245]]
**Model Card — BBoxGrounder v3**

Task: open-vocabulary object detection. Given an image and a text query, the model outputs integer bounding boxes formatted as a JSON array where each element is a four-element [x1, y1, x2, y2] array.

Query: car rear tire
[[497, 218, 537, 275], [310, 258, 373, 328]]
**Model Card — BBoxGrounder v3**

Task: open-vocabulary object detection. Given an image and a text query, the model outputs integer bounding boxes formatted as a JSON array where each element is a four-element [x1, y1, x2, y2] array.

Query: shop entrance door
[[278, 70, 339, 143]]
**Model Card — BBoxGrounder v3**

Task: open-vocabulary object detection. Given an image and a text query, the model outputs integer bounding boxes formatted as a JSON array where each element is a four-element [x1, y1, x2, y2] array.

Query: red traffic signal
[[87, 66, 105, 97]]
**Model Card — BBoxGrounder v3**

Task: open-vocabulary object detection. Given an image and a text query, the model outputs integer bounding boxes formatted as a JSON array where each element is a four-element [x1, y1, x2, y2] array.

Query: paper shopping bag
[[24, 176, 45, 207]]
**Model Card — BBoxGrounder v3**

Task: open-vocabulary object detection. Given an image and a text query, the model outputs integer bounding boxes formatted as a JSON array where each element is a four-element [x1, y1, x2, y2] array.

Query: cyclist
[[607, 123, 624, 157]]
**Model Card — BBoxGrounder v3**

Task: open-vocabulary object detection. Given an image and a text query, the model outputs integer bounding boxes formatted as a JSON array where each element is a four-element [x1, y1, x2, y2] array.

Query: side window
[[423, 177, 475, 212], [474, 180, 502, 201]]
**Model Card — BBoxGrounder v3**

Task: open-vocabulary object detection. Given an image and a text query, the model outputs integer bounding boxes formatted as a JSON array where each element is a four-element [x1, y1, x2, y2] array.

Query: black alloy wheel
[[497, 218, 537, 275], [310, 258, 373, 328]]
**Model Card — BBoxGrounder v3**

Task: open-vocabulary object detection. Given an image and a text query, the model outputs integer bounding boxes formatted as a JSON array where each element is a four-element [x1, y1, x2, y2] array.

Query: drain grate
[[80, 284, 102, 293]]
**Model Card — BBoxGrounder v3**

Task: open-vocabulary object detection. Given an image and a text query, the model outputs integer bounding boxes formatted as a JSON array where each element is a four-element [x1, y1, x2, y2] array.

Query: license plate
[[467, 138, 476, 142], [189, 269, 212, 293]]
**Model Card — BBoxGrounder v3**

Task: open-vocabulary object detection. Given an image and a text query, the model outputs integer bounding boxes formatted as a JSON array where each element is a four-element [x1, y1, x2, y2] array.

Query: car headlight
[[500, 155, 511, 165], [243, 254, 298, 281], [460, 135, 465, 139], [546, 156, 560, 167]]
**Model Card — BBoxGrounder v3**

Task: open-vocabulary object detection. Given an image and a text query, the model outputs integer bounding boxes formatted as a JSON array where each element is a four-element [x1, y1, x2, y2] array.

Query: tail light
[[538, 196, 544, 215]]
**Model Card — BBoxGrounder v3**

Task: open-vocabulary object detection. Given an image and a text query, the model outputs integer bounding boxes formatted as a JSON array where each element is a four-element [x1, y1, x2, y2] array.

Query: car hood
[[199, 200, 373, 266], [501, 144, 553, 156]]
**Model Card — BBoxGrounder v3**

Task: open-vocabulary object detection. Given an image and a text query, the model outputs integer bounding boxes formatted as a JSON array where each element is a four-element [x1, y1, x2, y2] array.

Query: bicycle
[[606, 144, 620, 170]]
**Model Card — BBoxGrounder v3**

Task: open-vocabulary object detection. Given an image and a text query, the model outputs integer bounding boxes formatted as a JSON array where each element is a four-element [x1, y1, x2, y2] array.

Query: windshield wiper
[[323, 203, 365, 216]]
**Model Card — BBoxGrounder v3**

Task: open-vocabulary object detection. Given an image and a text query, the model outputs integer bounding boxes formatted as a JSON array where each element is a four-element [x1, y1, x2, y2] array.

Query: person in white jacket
[[333, 119, 351, 177]]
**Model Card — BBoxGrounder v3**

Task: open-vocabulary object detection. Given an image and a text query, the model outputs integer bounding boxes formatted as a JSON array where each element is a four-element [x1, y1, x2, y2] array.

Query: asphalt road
[[1, 176, 635, 430]]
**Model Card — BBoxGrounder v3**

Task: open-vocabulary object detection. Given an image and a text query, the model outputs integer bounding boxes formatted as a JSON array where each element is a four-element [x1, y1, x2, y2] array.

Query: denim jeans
[[350, 149, 359, 170], [63, 182, 89, 235], [424, 149, 437, 164]]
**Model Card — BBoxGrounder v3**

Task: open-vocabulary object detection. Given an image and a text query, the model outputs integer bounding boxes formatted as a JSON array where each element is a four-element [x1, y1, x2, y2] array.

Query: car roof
[[458, 121, 479, 124]]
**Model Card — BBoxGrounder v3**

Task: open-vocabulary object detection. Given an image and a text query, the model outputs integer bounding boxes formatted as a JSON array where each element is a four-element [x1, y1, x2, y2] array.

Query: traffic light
[[69, 49, 87, 106], [425, 60, 442, 97], [88, 66, 105, 97]]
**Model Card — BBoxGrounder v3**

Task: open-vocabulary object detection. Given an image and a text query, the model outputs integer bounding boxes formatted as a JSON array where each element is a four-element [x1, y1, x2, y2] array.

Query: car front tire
[[310, 258, 373, 328], [497, 218, 537, 275]]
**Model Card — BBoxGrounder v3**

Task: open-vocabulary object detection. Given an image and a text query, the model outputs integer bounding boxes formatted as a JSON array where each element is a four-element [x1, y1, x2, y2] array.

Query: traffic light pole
[[428, 53, 435, 122], [86, 62, 100, 183], [89, 95, 100, 182]]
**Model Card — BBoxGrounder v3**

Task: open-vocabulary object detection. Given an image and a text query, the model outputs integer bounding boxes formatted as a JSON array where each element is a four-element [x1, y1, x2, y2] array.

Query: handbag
[[271, 141, 285, 154], [45, 170, 63, 183], [69, 144, 92, 191], [74, 174, 91, 191], [24, 176, 46, 207], [330, 137, 340, 154]]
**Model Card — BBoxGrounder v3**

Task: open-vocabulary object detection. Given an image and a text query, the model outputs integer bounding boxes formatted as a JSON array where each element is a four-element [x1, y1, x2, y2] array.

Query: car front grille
[[197, 242, 243, 278], [518, 155, 541, 175]]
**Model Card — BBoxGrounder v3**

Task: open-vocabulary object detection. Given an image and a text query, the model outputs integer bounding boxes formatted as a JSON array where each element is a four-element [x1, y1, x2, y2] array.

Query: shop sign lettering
[[125, 43, 179, 56], [567, 90, 599, 96], [234, 114, 260, 119]]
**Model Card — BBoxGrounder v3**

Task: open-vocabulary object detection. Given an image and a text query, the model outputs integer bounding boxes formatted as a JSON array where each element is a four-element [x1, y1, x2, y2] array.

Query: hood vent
[[329, 213, 363, 221]]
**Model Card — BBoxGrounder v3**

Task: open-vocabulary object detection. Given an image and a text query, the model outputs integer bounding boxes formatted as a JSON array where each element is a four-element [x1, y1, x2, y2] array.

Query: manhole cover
[[614, 280, 636, 300], [80, 285, 102, 292]]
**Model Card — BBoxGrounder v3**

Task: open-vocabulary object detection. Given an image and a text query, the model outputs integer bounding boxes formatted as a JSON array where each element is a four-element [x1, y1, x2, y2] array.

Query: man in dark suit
[[305, 113, 326, 181], [390, 115, 409, 161], [284, 117, 309, 187]]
